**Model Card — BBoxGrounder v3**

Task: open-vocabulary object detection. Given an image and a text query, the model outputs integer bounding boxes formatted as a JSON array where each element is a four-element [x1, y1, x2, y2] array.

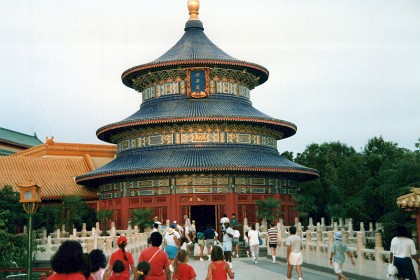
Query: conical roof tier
[[76, 1, 319, 187]]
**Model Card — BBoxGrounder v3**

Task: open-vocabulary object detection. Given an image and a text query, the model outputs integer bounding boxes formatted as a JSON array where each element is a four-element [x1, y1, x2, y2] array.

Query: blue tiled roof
[[122, 20, 269, 88], [76, 144, 319, 186], [97, 94, 296, 141]]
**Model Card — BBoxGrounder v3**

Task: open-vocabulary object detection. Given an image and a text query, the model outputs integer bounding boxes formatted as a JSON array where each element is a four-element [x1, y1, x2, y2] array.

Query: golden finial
[[187, 0, 200, 20]]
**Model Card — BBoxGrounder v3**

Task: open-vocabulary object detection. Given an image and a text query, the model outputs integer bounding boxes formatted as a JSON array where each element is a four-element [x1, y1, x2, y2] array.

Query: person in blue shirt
[[329, 231, 355, 280], [204, 224, 216, 261]]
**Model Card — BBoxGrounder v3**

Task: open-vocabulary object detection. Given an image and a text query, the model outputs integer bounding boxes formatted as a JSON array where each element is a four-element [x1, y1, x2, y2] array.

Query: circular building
[[76, 0, 319, 230]]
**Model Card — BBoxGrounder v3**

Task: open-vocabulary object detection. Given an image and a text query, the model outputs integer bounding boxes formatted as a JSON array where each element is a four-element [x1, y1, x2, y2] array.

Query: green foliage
[[0, 186, 27, 233], [61, 196, 91, 232], [256, 197, 283, 224], [33, 204, 61, 233], [291, 136, 419, 242], [130, 208, 154, 232], [97, 209, 114, 235]]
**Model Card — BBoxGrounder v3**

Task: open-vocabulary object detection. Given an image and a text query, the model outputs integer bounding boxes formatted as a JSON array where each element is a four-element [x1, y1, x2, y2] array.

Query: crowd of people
[[45, 212, 418, 280]]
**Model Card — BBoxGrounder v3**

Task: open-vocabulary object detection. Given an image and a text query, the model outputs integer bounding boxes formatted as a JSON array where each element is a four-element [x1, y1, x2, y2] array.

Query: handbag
[[258, 232, 263, 245], [387, 246, 398, 278]]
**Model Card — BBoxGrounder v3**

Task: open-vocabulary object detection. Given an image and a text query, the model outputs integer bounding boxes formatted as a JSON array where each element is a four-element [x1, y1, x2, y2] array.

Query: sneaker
[[200, 257, 204, 261], [272, 260, 275, 264], [255, 260, 258, 264], [236, 253, 239, 258], [253, 257, 256, 264]]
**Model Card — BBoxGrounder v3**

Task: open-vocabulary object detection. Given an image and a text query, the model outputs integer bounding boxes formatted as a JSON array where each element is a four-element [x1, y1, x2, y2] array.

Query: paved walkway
[[188, 256, 339, 280]]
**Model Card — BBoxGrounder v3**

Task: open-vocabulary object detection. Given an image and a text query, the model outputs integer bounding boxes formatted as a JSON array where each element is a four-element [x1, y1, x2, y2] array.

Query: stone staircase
[[189, 241, 266, 260]]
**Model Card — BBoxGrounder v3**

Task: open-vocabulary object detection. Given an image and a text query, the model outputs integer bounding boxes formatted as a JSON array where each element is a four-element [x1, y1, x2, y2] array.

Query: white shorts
[[223, 241, 232, 252], [288, 252, 303, 266], [333, 262, 343, 274]]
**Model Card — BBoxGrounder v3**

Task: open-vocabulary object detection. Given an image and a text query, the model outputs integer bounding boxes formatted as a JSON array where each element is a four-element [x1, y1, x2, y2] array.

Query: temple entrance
[[191, 205, 216, 231]]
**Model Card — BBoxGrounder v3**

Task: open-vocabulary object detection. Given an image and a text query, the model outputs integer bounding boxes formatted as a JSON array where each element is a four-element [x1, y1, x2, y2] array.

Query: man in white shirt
[[222, 222, 234, 268]]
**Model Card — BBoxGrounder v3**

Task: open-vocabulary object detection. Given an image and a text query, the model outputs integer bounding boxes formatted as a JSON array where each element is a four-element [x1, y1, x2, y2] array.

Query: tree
[[130, 208, 154, 232], [97, 209, 114, 236], [0, 186, 27, 233], [61, 196, 90, 232], [256, 197, 283, 224]]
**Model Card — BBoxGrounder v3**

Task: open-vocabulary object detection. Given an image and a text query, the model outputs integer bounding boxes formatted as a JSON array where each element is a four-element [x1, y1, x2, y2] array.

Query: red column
[[120, 197, 130, 229]]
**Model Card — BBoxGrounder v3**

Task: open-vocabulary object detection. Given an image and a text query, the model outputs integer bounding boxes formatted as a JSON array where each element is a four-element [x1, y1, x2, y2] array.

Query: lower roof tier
[[76, 144, 319, 187], [97, 94, 297, 142]]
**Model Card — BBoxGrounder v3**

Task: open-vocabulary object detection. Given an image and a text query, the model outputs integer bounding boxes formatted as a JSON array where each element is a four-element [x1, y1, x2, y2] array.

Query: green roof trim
[[0, 127, 43, 148], [0, 149, 14, 156]]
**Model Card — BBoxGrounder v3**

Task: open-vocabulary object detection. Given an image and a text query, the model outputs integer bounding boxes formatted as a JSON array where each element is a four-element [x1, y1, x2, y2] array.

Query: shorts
[[223, 241, 232, 252], [394, 256, 417, 279], [269, 243, 277, 248], [165, 245, 178, 259], [333, 262, 343, 274], [232, 238, 239, 245], [288, 252, 303, 266], [197, 239, 205, 246], [206, 239, 215, 247]]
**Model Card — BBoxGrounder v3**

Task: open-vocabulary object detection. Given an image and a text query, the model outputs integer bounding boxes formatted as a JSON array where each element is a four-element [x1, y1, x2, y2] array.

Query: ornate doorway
[[191, 205, 216, 231]]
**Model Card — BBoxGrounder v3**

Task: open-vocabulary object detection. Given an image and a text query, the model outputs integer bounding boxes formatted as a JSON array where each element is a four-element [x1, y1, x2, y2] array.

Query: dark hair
[[119, 241, 128, 261], [232, 213, 236, 216], [223, 213, 227, 217], [179, 235, 189, 247], [290, 226, 297, 235], [173, 249, 188, 275], [251, 224, 256, 230], [153, 223, 159, 229], [270, 222, 275, 227], [81, 253, 90, 278], [50, 240, 84, 274], [396, 224, 411, 238], [89, 249, 107, 272], [137, 261, 150, 280], [211, 245, 224, 261], [150, 232, 163, 247], [112, 260, 125, 273]]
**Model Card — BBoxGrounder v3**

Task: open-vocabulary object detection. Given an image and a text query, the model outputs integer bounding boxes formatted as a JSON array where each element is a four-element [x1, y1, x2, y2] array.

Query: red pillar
[[120, 197, 130, 228]]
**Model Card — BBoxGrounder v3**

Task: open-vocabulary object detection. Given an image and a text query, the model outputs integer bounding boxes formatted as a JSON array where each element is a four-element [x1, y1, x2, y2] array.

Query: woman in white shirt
[[247, 224, 260, 264], [390, 224, 420, 280]]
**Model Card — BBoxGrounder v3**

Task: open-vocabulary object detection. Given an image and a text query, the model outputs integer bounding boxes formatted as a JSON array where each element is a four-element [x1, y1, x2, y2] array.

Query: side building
[[76, 1, 319, 230]]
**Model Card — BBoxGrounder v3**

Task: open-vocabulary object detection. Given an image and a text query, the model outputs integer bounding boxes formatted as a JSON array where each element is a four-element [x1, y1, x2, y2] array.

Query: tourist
[[230, 214, 238, 227], [164, 224, 181, 261], [136, 261, 151, 280], [222, 222, 234, 268], [179, 235, 190, 252], [390, 224, 420, 280], [173, 220, 184, 235], [204, 224, 216, 261], [88, 249, 107, 280], [184, 215, 191, 242], [266, 222, 278, 263], [232, 226, 240, 258], [244, 230, 250, 257], [286, 226, 303, 280], [109, 235, 136, 278], [138, 232, 170, 280], [153, 223, 160, 232], [205, 245, 235, 280], [329, 231, 355, 280], [248, 224, 260, 264], [196, 226, 205, 261], [190, 220, 197, 243], [153, 216, 162, 225], [171, 249, 197, 280], [47, 240, 86, 279]]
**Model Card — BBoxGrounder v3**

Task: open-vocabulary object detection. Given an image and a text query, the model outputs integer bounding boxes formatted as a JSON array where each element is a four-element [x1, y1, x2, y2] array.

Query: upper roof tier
[[121, 15, 269, 90]]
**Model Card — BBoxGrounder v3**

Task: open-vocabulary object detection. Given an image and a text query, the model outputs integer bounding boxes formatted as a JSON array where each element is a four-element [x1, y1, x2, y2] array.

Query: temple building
[[76, 0, 319, 230], [0, 127, 43, 156]]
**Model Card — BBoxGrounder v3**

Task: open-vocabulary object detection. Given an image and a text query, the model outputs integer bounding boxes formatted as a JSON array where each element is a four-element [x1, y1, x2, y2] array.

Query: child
[[180, 235, 190, 252], [329, 231, 355, 280], [104, 260, 130, 280], [172, 249, 197, 280], [205, 246, 234, 280], [232, 226, 240, 258], [136, 261, 150, 280]]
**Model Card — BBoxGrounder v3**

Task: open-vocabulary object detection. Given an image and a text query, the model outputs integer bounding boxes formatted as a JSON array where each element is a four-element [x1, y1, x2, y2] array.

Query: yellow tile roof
[[0, 156, 97, 200], [397, 188, 420, 210]]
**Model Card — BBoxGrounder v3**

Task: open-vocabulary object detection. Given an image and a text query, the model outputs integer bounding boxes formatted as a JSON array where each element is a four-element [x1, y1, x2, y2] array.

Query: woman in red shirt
[[138, 232, 170, 280]]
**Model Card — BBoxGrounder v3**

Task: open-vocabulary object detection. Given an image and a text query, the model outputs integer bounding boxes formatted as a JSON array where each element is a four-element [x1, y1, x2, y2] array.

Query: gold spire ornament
[[187, 0, 200, 20]]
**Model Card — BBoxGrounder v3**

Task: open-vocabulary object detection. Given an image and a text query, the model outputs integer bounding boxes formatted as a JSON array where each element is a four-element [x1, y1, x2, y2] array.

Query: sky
[[1, 0, 419, 155]]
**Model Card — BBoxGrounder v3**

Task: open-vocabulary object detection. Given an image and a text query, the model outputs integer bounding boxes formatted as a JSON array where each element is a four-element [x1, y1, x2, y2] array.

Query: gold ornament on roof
[[187, 0, 200, 20]]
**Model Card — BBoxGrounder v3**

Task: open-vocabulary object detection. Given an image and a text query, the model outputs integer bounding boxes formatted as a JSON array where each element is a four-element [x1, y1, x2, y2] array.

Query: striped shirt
[[267, 227, 278, 244]]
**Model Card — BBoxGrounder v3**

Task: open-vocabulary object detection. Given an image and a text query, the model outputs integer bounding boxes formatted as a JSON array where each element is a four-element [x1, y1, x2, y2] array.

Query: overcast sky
[[1, 0, 419, 154]]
